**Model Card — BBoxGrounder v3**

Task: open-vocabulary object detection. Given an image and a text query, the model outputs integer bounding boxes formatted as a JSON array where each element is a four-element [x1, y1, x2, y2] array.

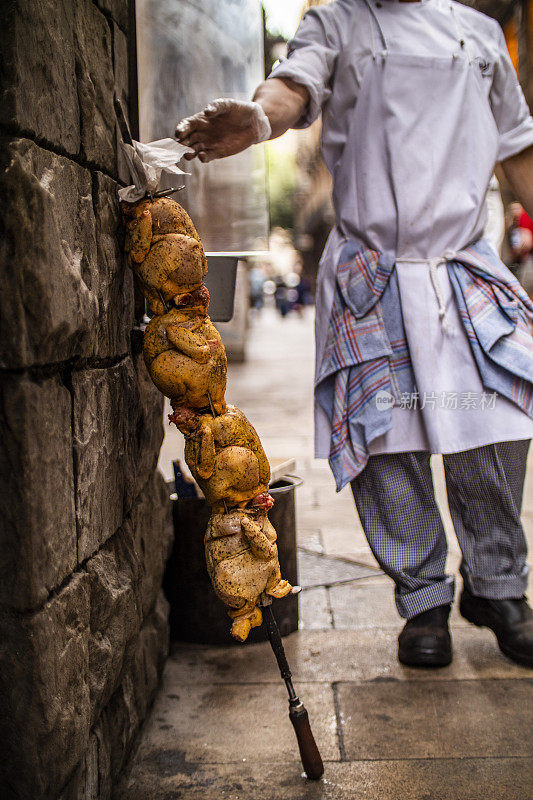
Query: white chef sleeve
[[490, 24, 533, 162], [267, 8, 340, 128]]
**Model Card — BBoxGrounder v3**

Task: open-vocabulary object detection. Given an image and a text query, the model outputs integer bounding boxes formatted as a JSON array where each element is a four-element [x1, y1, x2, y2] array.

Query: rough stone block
[[96, 0, 129, 32], [131, 471, 174, 619], [0, 572, 91, 798], [74, 0, 116, 174], [57, 596, 168, 800], [73, 359, 140, 560], [86, 519, 143, 726], [133, 350, 165, 499], [93, 172, 134, 357], [0, 0, 80, 152], [73, 357, 165, 561], [103, 593, 170, 780], [86, 471, 171, 723], [113, 23, 133, 185], [0, 138, 99, 368], [0, 139, 134, 367], [0, 374, 77, 611]]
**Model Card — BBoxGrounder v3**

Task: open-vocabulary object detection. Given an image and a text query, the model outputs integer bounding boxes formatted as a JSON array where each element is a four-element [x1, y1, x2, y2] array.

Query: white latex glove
[[175, 98, 272, 163]]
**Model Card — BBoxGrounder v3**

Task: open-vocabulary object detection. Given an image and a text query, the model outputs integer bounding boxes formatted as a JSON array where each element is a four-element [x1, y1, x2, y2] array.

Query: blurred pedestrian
[[249, 265, 266, 310], [176, 0, 533, 669], [274, 276, 291, 317], [506, 202, 533, 280]]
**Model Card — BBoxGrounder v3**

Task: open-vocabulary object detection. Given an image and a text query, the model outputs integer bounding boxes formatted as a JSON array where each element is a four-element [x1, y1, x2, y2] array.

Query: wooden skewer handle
[[289, 703, 324, 780]]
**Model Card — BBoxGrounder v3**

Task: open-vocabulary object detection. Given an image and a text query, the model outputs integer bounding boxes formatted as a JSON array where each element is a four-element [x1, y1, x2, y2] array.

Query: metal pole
[[261, 596, 324, 780]]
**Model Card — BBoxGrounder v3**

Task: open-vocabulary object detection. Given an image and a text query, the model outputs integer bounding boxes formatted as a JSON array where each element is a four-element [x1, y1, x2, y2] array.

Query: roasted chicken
[[143, 294, 227, 415], [121, 196, 292, 641], [205, 509, 292, 642], [123, 198, 207, 316], [170, 405, 270, 512]]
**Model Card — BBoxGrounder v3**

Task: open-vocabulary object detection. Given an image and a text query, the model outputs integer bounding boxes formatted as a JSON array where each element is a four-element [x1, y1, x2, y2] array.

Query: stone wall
[[0, 2, 173, 798]]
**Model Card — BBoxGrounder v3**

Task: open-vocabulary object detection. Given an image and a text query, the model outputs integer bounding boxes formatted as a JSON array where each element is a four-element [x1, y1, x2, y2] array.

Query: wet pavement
[[115, 307, 533, 800]]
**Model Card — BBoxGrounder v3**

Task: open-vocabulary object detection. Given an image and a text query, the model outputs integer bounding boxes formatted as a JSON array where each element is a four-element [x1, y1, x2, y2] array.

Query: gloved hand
[[175, 98, 272, 163]]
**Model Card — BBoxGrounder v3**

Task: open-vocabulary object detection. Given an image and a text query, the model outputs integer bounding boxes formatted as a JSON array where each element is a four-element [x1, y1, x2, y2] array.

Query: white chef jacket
[[269, 0, 533, 459]]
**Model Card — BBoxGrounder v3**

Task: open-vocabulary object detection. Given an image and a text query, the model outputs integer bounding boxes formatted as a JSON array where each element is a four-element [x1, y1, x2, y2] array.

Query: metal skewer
[[151, 186, 185, 199], [260, 592, 324, 780], [114, 95, 185, 202], [207, 391, 216, 418], [157, 289, 170, 313], [206, 391, 229, 515], [114, 94, 133, 146]]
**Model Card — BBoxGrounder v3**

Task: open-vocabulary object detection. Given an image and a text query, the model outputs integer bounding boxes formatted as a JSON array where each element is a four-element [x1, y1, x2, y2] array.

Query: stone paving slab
[[337, 679, 533, 761], [297, 549, 380, 589], [299, 587, 332, 630], [167, 628, 530, 686], [132, 677, 339, 765], [166, 632, 366, 685], [341, 628, 532, 682], [326, 579, 473, 630], [114, 757, 533, 800]]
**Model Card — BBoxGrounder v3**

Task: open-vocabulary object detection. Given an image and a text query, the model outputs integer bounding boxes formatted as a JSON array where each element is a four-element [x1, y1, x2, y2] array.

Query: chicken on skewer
[[120, 196, 291, 642], [205, 508, 292, 641], [123, 197, 207, 316], [115, 110, 322, 778], [143, 289, 227, 415], [170, 404, 270, 511]]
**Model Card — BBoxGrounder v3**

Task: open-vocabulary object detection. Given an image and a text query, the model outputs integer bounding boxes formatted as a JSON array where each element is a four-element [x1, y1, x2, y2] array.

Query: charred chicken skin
[[205, 509, 292, 642]]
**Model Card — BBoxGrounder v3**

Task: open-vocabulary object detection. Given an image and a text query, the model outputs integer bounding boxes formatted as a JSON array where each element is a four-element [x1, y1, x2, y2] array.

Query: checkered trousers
[[350, 439, 531, 619]]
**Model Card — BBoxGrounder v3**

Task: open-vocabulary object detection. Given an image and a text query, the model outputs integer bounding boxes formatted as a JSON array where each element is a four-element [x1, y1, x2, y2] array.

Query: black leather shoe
[[398, 604, 452, 667], [460, 586, 533, 668]]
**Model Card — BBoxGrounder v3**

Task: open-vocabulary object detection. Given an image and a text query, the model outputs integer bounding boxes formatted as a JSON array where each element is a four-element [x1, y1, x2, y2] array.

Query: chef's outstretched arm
[[175, 78, 309, 163], [501, 146, 533, 220]]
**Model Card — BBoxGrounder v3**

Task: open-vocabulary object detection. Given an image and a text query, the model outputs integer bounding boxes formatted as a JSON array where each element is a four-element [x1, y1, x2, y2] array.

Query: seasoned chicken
[[144, 297, 227, 414], [205, 509, 292, 641], [171, 405, 270, 512], [120, 195, 295, 643], [137, 234, 207, 316], [121, 198, 207, 315], [149, 196, 200, 240], [122, 197, 200, 260], [122, 199, 153, 263]]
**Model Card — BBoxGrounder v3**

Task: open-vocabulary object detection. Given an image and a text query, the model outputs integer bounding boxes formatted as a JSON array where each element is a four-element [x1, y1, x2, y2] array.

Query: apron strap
[[396, 253, 458, 337]]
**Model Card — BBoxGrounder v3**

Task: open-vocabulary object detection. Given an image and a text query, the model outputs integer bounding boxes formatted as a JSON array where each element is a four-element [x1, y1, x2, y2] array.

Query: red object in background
[[519, 210, 533, 237]]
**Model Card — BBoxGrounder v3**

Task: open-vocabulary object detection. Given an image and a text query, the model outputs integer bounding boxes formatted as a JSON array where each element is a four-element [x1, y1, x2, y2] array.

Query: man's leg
[[442, 440, 530, 599], [442, 440, 533, 667], [351, 451, 454, 618]]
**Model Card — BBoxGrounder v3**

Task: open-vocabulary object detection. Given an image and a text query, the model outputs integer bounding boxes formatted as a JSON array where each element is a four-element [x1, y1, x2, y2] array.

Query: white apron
[[314, 0, 533, 458]]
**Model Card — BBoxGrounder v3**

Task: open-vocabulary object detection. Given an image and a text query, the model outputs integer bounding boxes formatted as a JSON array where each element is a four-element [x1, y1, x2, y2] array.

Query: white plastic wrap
[[118, 138, 191, 202]]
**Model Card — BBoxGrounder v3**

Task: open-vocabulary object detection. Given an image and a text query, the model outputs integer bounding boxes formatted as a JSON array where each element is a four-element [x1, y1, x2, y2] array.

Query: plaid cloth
[[315, 239, 533, 491]]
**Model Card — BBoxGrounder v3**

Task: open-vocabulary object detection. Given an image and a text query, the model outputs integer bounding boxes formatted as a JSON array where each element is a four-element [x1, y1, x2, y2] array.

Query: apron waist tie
[[396, 252, 458, 337]]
